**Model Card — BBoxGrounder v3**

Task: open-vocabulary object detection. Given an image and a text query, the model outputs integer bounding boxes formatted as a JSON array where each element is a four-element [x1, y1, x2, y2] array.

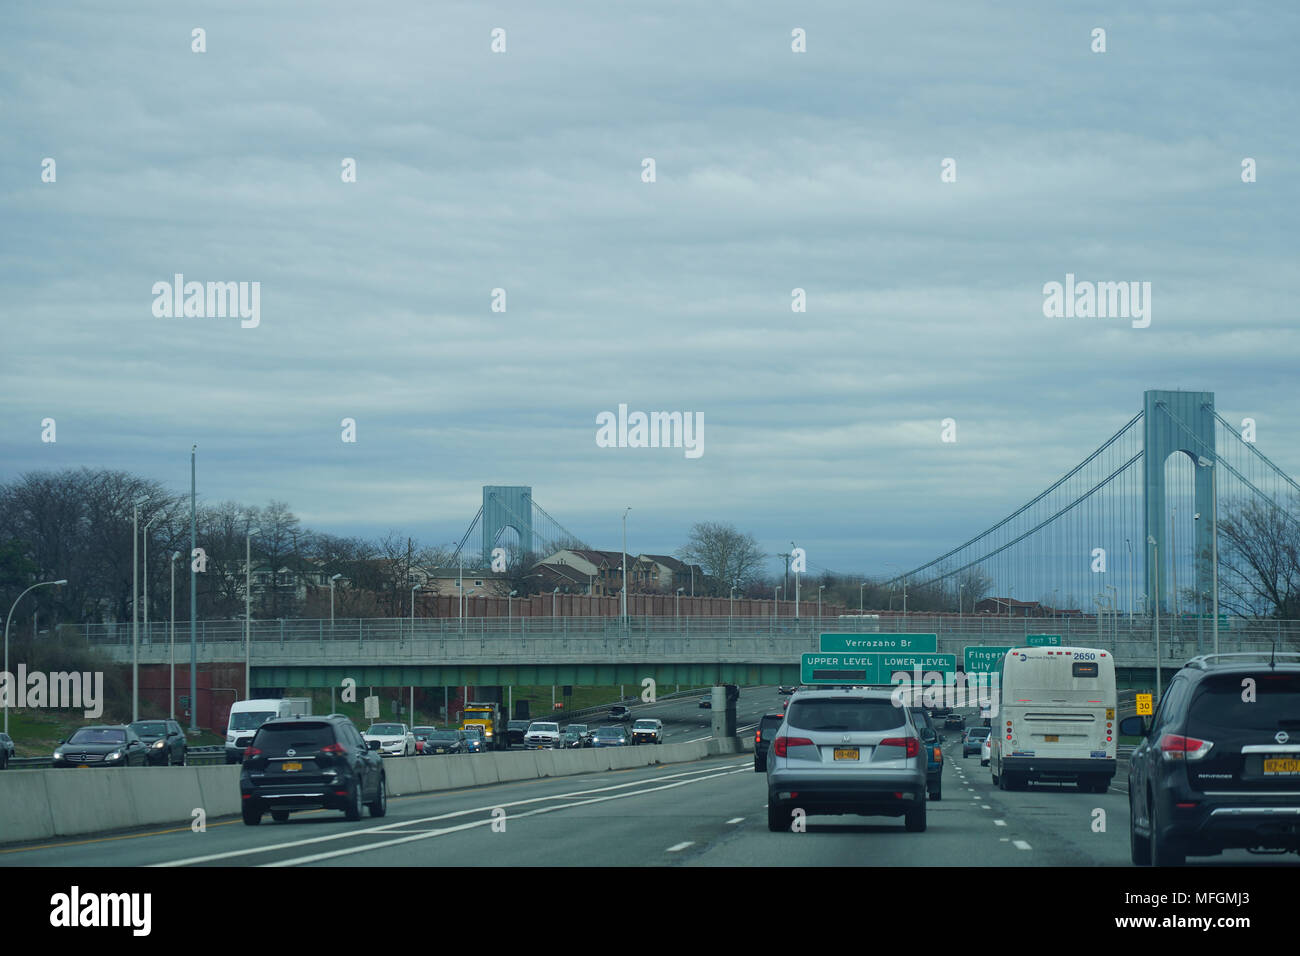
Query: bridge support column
[[1143, 390, 1216, 616]]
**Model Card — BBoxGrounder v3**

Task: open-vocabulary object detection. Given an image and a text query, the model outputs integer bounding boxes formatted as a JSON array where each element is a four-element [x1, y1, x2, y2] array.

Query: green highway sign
[[818, 633, 938, 653], [963, 646, 1013, 673], [800, 652, 957, 686], [1025, 634, 1062, 647]]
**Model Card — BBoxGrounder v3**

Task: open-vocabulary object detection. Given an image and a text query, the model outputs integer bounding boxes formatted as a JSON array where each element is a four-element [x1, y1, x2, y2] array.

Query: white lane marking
[[994, 819, 1006, 826], [1013, 840, 1032, 850], [666, 841, 695, 852], [981, 805, 991, 810], [152, 764, 737, 867], [726, 817, 744, 824], [999, 837, 1010, 842], [265, 768, 750, 867]]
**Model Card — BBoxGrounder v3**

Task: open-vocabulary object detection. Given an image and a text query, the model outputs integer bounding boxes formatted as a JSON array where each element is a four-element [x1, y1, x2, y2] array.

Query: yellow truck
[[460, 701, 506, 751]]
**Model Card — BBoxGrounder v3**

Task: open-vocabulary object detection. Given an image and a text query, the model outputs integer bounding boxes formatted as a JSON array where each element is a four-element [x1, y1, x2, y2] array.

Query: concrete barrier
[[469, 755, 501, 787], [194, 765, 242, 819], [0, 739, 741, 846], [43, 764, 142, 836], [416, 757, 453, 792], [0, 770, 55, 841], [381, 758, 422, 797], [128, 767, 205, 827]]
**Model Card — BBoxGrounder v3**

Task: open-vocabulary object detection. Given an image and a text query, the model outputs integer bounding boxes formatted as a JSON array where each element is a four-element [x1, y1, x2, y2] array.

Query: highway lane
[[6, 694, 1290, 866], [0, 731, 1131, 868]]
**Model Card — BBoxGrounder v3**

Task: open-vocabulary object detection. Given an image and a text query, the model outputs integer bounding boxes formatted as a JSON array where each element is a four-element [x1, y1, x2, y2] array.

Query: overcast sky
[[2, 2, 1298, 583]]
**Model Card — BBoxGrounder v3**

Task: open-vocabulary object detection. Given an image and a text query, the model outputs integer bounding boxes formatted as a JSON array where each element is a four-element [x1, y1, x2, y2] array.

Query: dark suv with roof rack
[[1123, 652, 1300, 865], [239, 714, 387, 825]]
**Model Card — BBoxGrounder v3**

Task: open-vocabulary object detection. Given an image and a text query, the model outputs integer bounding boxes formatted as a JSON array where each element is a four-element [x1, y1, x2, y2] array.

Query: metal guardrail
[[548, 685, 713, 723], [3, 745, 226, 770]]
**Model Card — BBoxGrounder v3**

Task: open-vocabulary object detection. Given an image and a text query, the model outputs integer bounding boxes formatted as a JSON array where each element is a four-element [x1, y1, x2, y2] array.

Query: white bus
[[989, 646, 1117, 793]]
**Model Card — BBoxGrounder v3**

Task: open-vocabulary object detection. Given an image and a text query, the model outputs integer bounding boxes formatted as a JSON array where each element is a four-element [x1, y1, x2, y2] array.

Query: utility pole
[[189, 445, 197, 734]]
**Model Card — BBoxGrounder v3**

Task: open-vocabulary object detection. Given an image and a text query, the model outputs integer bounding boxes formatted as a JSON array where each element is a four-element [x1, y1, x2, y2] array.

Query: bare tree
[[1215, 495, 1300, 618], [677, 522, 766, 597]]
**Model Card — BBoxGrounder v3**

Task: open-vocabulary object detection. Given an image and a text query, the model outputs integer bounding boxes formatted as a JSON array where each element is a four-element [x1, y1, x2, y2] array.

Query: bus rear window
[[1071, 662, 1099, 678]]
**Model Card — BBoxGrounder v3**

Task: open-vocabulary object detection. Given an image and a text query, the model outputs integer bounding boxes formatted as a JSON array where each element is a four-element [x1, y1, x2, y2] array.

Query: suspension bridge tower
[[482, 485, 534, 557], [1143, 390, 1216, 613]]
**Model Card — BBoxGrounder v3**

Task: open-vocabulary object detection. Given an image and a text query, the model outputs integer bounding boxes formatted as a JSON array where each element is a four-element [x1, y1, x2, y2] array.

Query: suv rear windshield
[[788, 698, 907, 732], [1187, 673, 1300, 735], [966, 727, 991, 738], [254, 722, 336, 752]]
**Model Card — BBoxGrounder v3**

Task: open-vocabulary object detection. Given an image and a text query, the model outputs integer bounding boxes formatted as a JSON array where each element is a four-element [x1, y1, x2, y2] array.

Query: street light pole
[[410, 584, 419, 641], [860, 582, 866, 613], [131, 498, 149, 722], [509, 590, 517, 630], [245, 528, 261, 699], [1197, 457, 1220, 656], [1148, 535, 1161, 700], [1125, 537, 1133, 622], [5, 580, 67, 734], [188, 445, 197, 734], [143, 510, 162, 646], [170, 552, 179, 719], [329, 573, 342, 639], [676, 587, 683, 625], [552, 587, 559, 617], [621, 507, 630, 625], [773, 585, 782, 623], [791, 541, 800, 620], [818, 584, 825, 625]]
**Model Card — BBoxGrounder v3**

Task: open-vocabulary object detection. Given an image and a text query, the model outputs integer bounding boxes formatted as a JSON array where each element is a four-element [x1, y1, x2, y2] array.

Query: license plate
[[281, 761, 302, 772], [78, 764, 89, 769], [1264, 758, 1300, 774], [833, 748, 859, 760], [1044, 735, 1059, 742]]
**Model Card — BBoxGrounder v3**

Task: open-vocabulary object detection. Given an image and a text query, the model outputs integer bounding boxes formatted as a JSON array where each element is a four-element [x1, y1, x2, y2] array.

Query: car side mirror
[[1118, 715, 1147, 737], [368, 740, 381, 751]]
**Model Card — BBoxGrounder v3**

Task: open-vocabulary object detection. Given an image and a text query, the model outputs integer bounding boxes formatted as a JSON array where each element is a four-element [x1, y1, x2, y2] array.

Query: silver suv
[[766, 688, 928, 832]]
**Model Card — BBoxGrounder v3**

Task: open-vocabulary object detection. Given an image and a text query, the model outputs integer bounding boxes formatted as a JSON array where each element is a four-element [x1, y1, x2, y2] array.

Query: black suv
[[239, 715, 387, 825], [609, 705, 632, 722], [754, 713, 785, 772], [506, 720, 530, 748], [1123, 653, 1300, 865]]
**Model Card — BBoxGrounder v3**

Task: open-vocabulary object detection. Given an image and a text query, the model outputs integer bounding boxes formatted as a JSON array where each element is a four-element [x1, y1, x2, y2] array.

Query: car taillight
[[880, 737, 920, 758], [320, 742, 346, 755], [1158, 734, 1213, 761], [243, 746, 261, 759], [933, 746, 942, 762], [772, 736, 812, 757]]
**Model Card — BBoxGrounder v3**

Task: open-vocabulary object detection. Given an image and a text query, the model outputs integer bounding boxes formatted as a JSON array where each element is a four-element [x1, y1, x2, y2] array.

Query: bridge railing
[[72, 614, 1300, 650], [91, 630, 1299, 668]]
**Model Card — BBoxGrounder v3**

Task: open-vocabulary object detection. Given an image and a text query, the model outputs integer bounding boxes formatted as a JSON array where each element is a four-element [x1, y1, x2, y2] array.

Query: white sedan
[[981, 733, 992, 766], [363, 722, 416, 757]]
